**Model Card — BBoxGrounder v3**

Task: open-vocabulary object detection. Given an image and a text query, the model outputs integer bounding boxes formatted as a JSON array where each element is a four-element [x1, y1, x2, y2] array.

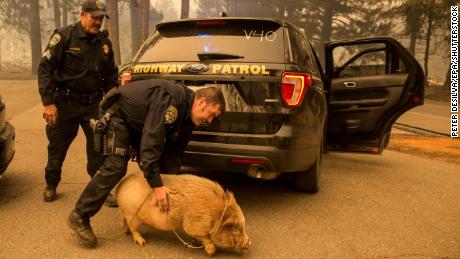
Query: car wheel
[[292, 138, 323, 193]]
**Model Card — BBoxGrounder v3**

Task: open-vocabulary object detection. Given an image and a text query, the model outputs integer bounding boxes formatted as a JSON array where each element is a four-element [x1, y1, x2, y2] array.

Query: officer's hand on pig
[[154, 186, 169, 212]]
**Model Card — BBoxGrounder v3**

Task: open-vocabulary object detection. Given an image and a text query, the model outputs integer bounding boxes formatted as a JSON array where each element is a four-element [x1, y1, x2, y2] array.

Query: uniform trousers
[[75, 116, 131, 218], [45, 99, 103, 187]]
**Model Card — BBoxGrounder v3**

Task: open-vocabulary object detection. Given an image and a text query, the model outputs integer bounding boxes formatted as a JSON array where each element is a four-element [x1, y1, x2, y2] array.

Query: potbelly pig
[[115, 172, 251, 256]]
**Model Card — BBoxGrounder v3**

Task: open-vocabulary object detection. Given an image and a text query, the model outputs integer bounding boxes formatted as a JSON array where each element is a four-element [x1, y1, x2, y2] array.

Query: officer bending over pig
[[68, 79, 226, 248]]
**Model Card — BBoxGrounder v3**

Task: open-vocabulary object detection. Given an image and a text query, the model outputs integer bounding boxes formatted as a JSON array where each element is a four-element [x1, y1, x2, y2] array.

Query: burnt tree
[[30, 0, 42, 74], [106, 0, 120, 64], [53, 0, 61, 28], [181, 0, 189, 18]]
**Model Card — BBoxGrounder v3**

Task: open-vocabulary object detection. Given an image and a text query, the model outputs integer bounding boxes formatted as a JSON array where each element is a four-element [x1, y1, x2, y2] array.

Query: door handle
[[344, 81, 357, 88]]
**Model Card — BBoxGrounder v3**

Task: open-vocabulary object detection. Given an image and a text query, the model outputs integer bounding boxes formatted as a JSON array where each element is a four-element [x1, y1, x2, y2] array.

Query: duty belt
[[54, 88, 102, 105]]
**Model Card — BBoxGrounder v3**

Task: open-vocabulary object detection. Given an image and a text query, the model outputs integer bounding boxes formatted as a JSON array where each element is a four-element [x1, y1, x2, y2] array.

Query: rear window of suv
[[135, 20, 285, 63]]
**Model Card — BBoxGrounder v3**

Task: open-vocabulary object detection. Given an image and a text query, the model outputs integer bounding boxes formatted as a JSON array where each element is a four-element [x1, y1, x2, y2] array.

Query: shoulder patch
[[164, 106, 178, 124], [48, 33, 61, 48]]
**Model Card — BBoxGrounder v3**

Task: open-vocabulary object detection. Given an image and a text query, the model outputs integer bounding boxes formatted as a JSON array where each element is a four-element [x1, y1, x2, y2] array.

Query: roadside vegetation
[[389, 134, 460, 164]]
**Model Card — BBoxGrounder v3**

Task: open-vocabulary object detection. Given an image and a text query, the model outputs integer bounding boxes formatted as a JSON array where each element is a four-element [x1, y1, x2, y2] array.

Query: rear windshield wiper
[[197, 52, 244, 61]]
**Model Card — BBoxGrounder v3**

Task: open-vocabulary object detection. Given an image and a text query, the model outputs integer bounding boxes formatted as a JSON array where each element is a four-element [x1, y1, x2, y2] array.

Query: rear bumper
[[183, 106, 325, 176], [183, 140, 318, 174], [0, 121, 15, 175]]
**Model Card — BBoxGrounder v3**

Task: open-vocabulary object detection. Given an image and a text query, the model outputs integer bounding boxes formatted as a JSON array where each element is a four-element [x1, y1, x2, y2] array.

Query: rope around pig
[[164, 187, 204, 249], [125, 187, 229, 249]]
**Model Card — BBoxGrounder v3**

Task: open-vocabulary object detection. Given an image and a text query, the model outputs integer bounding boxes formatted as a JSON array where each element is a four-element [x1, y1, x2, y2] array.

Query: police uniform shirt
[[117, 79, 195, 188], [38, 22, 118, 106]]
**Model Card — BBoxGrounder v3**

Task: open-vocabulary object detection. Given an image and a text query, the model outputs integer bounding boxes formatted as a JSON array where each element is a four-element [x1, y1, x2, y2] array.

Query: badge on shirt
[[102, 44, 109, 55], [48, 33, 61, 48], [165, 106, 178, 124], [96, 0, 104, 10]]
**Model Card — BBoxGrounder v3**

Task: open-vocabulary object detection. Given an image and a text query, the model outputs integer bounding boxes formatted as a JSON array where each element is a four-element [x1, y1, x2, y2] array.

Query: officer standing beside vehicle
[[37, 0, 118, 203], [68, 79, 226, 248]]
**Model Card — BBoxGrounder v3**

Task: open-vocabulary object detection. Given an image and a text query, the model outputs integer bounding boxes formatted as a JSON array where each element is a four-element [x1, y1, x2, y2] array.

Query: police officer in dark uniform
[[68, 79, 226, 248], [38, 0, 118, 203]]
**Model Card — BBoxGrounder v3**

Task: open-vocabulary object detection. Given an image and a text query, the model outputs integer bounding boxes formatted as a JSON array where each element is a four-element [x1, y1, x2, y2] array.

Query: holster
[[91, 117, 131, 157], [90, 87, 122, 153], [102, 130, 116, 156], [90, 118, 106, 153]]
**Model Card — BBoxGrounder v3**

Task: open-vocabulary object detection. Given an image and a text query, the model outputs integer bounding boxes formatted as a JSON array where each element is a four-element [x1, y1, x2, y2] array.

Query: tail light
[[230, 159, 266, 165], [281, 72, 312, 108], [120, 69, 132, 86]]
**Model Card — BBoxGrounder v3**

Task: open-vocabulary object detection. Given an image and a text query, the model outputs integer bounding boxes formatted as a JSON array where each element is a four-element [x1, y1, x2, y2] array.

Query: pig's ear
[[225, 190, 236, 204]]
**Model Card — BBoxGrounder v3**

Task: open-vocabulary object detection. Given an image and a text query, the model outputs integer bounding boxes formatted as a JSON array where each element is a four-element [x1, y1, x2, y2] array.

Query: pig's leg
[[121, 217, 130, 234], [183, 219, 216, 255], [192, 236, 216, 256], [127, 217, 146, 246]]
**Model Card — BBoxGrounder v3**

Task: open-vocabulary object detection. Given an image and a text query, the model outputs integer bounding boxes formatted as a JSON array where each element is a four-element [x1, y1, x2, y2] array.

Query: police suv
[[119, 18, 425, 193]]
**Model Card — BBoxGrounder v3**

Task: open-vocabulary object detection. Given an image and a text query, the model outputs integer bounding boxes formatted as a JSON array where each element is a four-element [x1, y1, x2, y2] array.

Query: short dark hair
[[195, 87, 226, 115]]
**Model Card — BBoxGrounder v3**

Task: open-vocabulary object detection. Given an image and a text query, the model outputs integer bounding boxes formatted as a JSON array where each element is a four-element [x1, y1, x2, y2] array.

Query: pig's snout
[[243, 238, 251, 249], [239, 237, 251, 252]]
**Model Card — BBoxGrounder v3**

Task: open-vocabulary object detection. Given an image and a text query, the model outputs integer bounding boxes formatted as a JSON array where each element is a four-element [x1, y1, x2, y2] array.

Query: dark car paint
[[325, 37, 425, 153], [119, 18, 424, 191]]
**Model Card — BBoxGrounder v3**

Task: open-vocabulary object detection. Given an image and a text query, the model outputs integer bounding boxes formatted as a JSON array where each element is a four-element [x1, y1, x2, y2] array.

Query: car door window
[[332, 43, 407, 78]]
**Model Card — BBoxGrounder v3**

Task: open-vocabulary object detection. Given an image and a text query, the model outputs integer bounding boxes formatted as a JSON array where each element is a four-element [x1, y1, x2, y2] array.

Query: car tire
[[292, 138, 323, 193]]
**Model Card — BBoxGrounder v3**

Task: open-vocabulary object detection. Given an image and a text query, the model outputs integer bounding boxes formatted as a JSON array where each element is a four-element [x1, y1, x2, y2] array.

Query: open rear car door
[[324, 37, 425, 154]]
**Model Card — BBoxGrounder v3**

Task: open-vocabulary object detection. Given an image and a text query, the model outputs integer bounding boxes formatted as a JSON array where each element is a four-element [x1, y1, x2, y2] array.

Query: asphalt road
[[0, 80, 459, 258], [0, 80, 41, 120]]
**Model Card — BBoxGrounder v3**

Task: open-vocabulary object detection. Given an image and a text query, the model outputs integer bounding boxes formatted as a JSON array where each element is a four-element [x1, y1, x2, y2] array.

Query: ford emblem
[[185, 63, 208, 73]]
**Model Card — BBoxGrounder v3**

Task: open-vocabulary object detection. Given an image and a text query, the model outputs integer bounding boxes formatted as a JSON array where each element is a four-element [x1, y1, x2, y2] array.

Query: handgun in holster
[[90, 118, 106, 152], [90, 87, 121, 153]]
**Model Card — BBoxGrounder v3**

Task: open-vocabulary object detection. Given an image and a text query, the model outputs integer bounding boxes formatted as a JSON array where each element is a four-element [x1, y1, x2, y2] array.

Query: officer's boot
[[43, 185, 57, 202], [67, 210, 97, 248]]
